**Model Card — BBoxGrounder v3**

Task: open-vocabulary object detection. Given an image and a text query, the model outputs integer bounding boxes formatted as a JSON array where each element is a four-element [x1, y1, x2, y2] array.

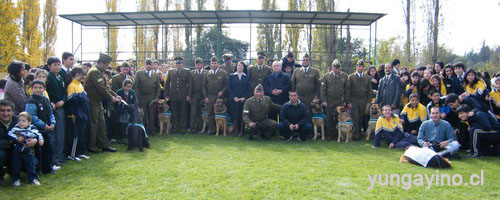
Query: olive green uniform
[[320, 71, 348, 139], [111, 73, 127, 92], [243, 96, 281, 139], [220, 63, 236, 75], [189, 69, 206, 131], [165, 68, 192, 133], [291, 66, 321, 110], [202, 68, 228, 133], [345, 72, 372, 140], [84, 66, 117, 152], [248, 64, 272, 91], [133, 70, 161, 133]]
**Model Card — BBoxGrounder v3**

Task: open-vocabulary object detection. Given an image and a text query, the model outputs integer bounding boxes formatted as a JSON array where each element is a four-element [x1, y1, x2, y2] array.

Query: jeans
[[53, 108, 65, 164], [11, 150, 38, 182]]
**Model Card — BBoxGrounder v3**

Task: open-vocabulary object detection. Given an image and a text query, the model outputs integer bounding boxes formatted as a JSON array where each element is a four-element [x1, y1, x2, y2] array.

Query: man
[[375, 63, 402, 114], [189, 58, 206, 132], [457, 105, 500, 158], [152, 60, 160, 73], [60, 52, 74, 84], [291, 54, 320, 111], [165, 57, 192, 134], [0, 100, 22, 186], [243, 84, 281, 140], [417, 107, 460, 157], [84, 54, 121, 153], [346, 60, 372, 140], [133, 59, 162, 134], [202, 56, 228, 134], [111, 62, 130, 92], [453, 62, 466, 94], [248, 52, 272, 91], [391, 59, 400, 75], [220, 53, 236, 74], [321, 59, 348, 140], [278, 91, 312, 142], [264, 60, 291, 106]]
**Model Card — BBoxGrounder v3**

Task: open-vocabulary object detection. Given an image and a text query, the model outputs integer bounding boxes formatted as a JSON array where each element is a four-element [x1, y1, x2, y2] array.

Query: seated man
[[373, 105, 417, 149], [0, 100, 19, 186], [457, 105, 500, 158], [243, 84, 281, 140], [278, 90, 312, 141], [400, 93, 428, 135], [417, 107, 460, 157]]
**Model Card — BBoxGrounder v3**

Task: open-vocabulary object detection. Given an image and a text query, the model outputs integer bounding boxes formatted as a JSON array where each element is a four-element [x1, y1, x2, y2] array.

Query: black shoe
[[284, 136, 293, 141], [88, 149, 101, 154], [102, 147, 117, 152]]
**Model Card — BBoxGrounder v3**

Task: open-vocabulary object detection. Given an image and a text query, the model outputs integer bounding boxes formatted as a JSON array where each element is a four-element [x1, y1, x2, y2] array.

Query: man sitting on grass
[[278, 90, 312, 142], [417, 106, 460, 157], [373, 105, 417, 149], [457, 105, 500, 158]]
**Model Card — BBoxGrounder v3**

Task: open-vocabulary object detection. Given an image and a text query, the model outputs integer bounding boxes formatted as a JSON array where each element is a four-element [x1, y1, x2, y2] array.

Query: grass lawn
[[1, 133, 499, 199]]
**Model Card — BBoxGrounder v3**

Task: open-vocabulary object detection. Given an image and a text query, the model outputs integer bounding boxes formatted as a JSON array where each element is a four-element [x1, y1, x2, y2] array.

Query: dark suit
[[264, 72, 291, 106], [451, 75, 465, 95], [376, 74, 402, 111], [227, 73, 251, 121]]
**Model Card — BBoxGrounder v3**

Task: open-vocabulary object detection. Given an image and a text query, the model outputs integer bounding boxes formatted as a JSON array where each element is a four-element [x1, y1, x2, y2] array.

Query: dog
[[214, 98, 233, 136], [148, 99, 161, 133], [310, 99, 326, 140], [157, 99, 171, 135], [127, 107, 150, 152], [199, 102, 209, 134], [336, 105, 353, 143], [365, 103, 381, 141]]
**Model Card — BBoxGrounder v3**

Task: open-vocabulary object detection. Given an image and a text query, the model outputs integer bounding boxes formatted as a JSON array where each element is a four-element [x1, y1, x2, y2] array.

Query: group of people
[[0, 50, 498, 187]]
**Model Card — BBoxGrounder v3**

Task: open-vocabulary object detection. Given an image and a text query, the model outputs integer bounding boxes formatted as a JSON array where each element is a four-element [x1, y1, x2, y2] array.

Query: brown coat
[[165, 68, 192, 101]]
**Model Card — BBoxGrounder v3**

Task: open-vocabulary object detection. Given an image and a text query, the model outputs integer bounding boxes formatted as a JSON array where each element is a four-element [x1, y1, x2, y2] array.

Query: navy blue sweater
[[280, 101, 310, 127]]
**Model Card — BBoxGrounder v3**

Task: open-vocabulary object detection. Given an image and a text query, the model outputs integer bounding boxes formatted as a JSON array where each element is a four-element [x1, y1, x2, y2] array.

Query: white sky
[[51, 0, 500, 62]]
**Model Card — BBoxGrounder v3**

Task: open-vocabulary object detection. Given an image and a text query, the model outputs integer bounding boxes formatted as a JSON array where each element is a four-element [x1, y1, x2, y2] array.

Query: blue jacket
[[227, 73, 252, 99], [426, 99, 451, 116], [443, 76, 462, 95], [25, 94, 56, 131], [66, 92, 91, 124], [280, 101, 310, 127], [467, 111, 500, 133], [264, 72, 291, 105]]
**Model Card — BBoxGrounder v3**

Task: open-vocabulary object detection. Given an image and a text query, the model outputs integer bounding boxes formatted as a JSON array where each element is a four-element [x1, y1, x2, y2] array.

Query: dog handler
[[320, 59, 348, 140]]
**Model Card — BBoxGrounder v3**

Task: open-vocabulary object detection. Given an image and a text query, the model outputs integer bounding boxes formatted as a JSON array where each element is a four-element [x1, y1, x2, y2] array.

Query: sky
[[51, 0, 500, 62]]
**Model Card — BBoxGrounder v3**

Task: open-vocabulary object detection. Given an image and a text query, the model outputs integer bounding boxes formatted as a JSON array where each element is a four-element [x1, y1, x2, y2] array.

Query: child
[[34, 69, 51, 99], [66, 67, 91, 160], [7, 112, 44, 186], [373, 105, 417, 149], [489, 77, 500, 121], [400, 93, 428, 135], [114, 79, 138, 144], [427, 89, 451, 119], [25, 80, 56, 175]]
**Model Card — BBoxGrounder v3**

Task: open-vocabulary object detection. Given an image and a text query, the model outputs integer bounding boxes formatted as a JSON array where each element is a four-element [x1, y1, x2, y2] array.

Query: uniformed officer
[[203, 56, 228, 134], [133, 59, 162, 134], [189, 57, 206, 132], [111, 62, 130, 92], [346, 60, 372, 140], [291, 54, 320, 111], [243, 84, 281, 140], [248, 52, 272, 91], [220, 53, 236, 74], [165, 57, 192, 134], [320, 59, 348, 139], [84, 53, 121, 153]]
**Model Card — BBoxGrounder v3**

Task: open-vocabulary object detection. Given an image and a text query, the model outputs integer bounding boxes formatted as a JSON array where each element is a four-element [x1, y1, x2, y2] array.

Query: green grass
[[1, 134, 499, 199]]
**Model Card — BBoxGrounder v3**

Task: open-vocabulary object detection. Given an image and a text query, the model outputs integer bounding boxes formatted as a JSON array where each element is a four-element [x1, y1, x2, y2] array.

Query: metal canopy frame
[[60, 10, 384, 67]]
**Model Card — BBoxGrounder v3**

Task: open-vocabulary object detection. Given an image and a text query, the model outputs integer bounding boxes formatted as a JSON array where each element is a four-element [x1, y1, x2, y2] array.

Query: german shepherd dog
[[157, 99, 171, 135], [127, 107, 150, 152], [310, 99, 326, 140], [199, 102, 209, 134], [214, 98, 233, 136], [365, 103, 382, 140], [336, 105, 353, 143]]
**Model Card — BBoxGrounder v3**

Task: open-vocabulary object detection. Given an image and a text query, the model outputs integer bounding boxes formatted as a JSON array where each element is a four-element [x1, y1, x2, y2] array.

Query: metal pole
[[216, 21, 222, 60], [107, 26, 110, 55], [80, 25, 83, 62], [249, 22, 252, 65], [71, 22, 74, 54], [374, 21, 378, 66], [308, 24, 312, 58], [135, 25, 138, 62], [161, 24, 164, 62], [369, 24, 372, 63], [279, 23, 282, 59]]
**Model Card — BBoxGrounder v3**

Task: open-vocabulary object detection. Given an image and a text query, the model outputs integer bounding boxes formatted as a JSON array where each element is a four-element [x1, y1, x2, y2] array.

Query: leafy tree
[[0, 0, 23, 71], [20, 0, 43, 67], [105, 0, 119, 67], [194, 28, 249, 65], [256, 0, 279, 60], [42, 0, 58, 62]]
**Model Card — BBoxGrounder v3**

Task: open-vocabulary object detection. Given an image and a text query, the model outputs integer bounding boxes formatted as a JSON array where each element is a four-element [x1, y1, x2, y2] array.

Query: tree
[[42, 0, 58, 62], [0, 0, 23, 70], [312, 0, 337, 72], [422, 0, 442, 63], [284, 0, 305, 57], [20, 0, 43, 67], [134, 0, 148, 66], [214, 0, 226, 10], [172, 1, 183, 57], [194, 0, 207, 54], [162, 0, 172, 61], [256, 0, 279, 59], [184, 0, 193, 65], [194, 28, 249, 64], [401, 0, 415, 67], [151, 0, 160, 60], [105, 0, 119, 67], [375, 37, 402, 66]]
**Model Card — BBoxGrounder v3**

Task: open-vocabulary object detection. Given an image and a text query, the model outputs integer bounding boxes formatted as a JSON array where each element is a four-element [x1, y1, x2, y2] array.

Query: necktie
[[458, 77, 462, 82], [146, 71, 150, 77]]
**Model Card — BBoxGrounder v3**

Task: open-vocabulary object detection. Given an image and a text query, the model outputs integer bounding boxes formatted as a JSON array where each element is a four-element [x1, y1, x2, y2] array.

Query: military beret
[[121, 62, 130, 68], [332, 59, 341, 68], [152, 60, 159, 64], [97, 53, 112, 63], [357, 60, 364, 66], [254, 84, 264, 92], [257, 51, 266, 59], [223, 53, 233, 60], [195, 57, 203, 64], [145, 59, 153, 65], [303, 53, 310, 59], [174, 57, 184, 64], [210, 56, 218, 62]]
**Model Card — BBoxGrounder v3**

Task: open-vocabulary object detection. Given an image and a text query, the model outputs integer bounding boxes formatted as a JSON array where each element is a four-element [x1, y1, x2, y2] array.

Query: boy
[[7, 112, 44, 186], [427, 89, 450, 119], [115, 79, 137, 143], [25, 80, 56, 174], [400, 93, 428, 135], [457, 105, 500, 158], [373, 105, 417, 149]]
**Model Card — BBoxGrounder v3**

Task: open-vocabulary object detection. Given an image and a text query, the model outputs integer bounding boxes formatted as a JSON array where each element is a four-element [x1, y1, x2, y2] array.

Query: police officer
[[189, 58, 206, 132], [133, 59, 161, 134], [248, 52, 272, 91], [291, 54, 320, 111], [320, 59, 348, 139], [84, 54, 121, 153], [220, 53, 236, 74], [203, 56, 228, 134], [165, 57, 192, 134], [243, 84, 281, 140], [111, 62, 131, 92], [346, 60, 372, 140]]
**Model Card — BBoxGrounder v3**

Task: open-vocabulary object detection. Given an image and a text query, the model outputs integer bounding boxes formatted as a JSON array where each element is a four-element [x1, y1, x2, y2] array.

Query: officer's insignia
[[243, 110, 249, 114], [98, 78, 103, 82]]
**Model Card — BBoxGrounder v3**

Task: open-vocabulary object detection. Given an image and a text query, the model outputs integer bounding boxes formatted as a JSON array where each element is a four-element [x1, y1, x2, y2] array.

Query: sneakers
[[67, 156, 82, 161], [53, 165, 61, 171], [297, 137, 304, 142], [32, 179, 41, 186], [284, 135, 293, 141], [12, 180, 21, 187], [78, 154, 90, 159]]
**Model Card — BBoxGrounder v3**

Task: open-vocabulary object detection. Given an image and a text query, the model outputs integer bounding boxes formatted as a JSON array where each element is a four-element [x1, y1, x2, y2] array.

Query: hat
[[145, 59, 153, 65], [210, 56, 218, 63], [254, 84, 264, 92], [152, 60, 159, 64], [223, 53, 233, 61], [121, 62, 130, 68], [174, 57, 183, 64], [195, 57, 203, 64], [357, 60, 364, 66], [286, 51, 294, 58], [97, 53, 112, 63], [257, 51, 266, 59], [303, 54, 310, 59], [332, 59, 341, 68]]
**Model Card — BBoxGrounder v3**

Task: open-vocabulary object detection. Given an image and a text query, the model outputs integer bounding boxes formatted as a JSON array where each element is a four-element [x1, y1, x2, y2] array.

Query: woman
[[429, 74, 447, 96], [227, 61, 252, 136], [367, 65, 380, 90], [434, 61, 444, 76], [442, 64, 456, 94], [377, 64, 385, 79], [463, 69, 488, 107], [4, 60, 27, 114]]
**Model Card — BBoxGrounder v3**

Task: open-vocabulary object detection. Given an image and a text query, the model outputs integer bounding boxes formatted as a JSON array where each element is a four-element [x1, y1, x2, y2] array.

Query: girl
[[367, 65, 380, 90], [462, 69, 488, 107], [442, 64, 457, 94], [400, 72, 410, 106], [429, 74, 447, 96]]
